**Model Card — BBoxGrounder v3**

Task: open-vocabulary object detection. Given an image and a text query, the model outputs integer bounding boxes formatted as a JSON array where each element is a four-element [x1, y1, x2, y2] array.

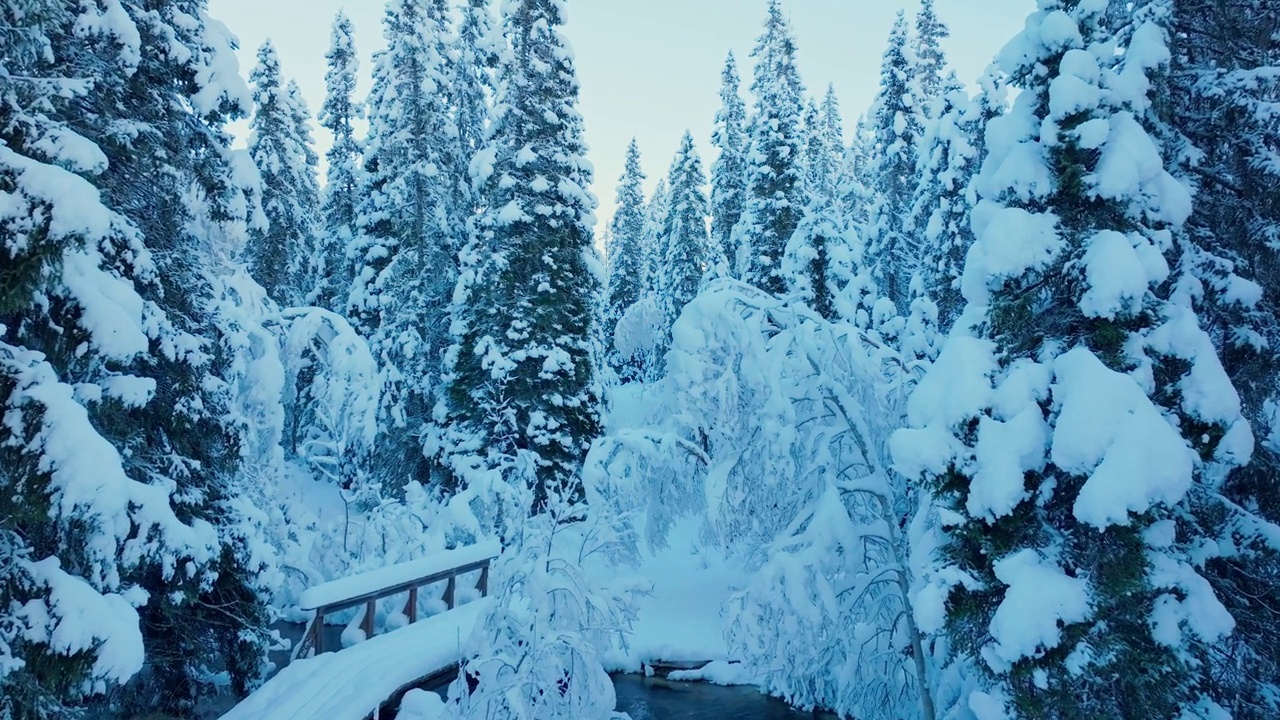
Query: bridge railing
[[293, 540, 501, 658]]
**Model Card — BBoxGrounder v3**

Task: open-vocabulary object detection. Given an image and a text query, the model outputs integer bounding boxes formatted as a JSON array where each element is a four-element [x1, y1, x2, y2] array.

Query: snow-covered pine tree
[[801, 99, 827, 202], [316, 11, 362, 313], [0, 3, 239, 715], [1150, 1, 1280, 714], [710, 52, 748, 278], [3, 0, 278, 712], [441, 0, 601, 511], [733, 0, 807, 297], [907, 69, 1005, 325], [893, 3, 1253, 717], [819, 84, 846, 204], [906, 85, 970, 326], [245, 42, 320, 307], [607, 177, 671, 384], [838, 115, 874, 240], [863, 11, 927, 309], [605, 139, 647, 340], [657, 131, 711, 324], [640, 178, 670, 293], [72, 1, 277, 711], [270, 78, 325, 460], [349, 0, 462, 490], [785, 90, 849, 320], [913, 0, 951, 114], [453, 0, 499, 197], [284, 80, 323, 305]]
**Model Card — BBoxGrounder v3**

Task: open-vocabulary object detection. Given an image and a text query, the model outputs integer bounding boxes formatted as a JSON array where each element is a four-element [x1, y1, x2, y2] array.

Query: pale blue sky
[[208, 0, 1029, 227]]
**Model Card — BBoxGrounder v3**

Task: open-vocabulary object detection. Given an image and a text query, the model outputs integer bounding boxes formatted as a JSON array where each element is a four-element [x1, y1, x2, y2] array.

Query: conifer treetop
[[444, 0, 602, 513]]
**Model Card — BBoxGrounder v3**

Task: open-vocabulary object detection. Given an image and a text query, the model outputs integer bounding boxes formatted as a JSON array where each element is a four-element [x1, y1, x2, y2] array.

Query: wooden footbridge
[[220, 541, 500, 720]]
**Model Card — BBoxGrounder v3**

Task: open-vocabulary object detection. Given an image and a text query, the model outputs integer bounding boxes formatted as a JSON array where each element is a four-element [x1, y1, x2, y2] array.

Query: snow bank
[[603, 520, 745, 671], [667, 660, 753, 686]]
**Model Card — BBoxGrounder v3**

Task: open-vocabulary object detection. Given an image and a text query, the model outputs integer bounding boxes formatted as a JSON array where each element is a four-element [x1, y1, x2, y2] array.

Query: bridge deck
[[220, 598, 491, 720]]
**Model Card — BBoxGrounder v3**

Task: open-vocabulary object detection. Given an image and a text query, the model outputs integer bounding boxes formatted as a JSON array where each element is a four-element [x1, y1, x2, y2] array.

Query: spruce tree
[[801, 99, 827, 201], [894, 3, 1253, 717], [838, 115, 874, 237], [349, 0, 461, 490], [786, 89, 848, 320], [658, 131, 711, 323], [316, 11, 362, 313], [734, 0, 807, 297], [907, 70, 1004, 324], [604, 141, 655, 386], [247, 41, 321, 308], [14, 0, 278, 711], [1151, 1, 1280, 713], [604, 139, 648, 369], [801, 89, 846, 210], [913, 0, 951, 112], [245, 42, 296, 302], [453, 0, 499, 192], [441, 0, 601, 511], [283, 79, 323, 305], [710, 52, 748, 278], [818, 84, 846, 205], [640, 178, 670, 294], [0, 3, 240, 714], [864, 11, 927, 309]]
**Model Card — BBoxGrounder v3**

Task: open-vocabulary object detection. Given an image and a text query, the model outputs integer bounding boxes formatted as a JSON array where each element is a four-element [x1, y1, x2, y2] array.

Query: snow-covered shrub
[[213, 268, 289, 480], [441, 454, 637, 720], [208, 267, 399, 616], [593, 277, 938, 717], [280, 307, 382, 503], [704, 287, 934, 719], [656, 280, 915, 558], [612, 294, 668, 384], [584, 426, 707, 552], [658, 282, 809, 556]]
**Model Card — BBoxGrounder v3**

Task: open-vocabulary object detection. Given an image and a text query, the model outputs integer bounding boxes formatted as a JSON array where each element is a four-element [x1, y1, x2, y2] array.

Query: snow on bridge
[[221, 542, 500, 720]]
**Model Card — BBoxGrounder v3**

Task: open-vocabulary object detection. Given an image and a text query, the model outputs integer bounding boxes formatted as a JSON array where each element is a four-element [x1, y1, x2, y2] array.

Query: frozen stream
[[612, 674, 835, 719], [398, 673, 833, 719]]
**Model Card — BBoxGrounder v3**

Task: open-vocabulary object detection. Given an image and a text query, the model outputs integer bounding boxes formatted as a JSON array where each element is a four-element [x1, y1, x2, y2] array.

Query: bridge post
[[444, 573, 456, 610], [406, 587, 418, 623], [312, 610, 324, 655], [363, 599, 376, 640], [477, 563, 490, 597]]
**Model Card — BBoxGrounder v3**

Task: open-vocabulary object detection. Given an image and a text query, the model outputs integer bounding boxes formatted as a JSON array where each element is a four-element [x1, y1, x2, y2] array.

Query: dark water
[[612, 674, 835, 720]]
